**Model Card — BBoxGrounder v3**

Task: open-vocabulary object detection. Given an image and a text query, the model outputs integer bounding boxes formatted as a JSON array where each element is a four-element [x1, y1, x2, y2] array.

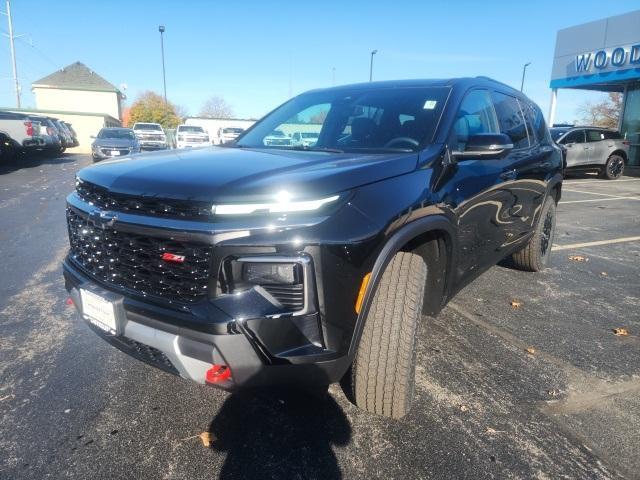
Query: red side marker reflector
[[66, 297, 74, 306], [161, 253, 186, 263], [205, 364, 231, 384]]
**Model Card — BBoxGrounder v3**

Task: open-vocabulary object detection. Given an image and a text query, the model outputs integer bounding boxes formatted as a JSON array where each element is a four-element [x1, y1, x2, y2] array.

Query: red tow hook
[[205, 364, 232, 384]]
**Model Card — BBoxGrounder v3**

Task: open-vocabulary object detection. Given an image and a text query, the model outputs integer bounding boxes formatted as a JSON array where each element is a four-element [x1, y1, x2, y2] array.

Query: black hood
[[78, 146, 429, 202]]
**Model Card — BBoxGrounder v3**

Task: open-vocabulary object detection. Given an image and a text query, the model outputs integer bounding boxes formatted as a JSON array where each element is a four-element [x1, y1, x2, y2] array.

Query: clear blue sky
[[1, 0, 638, 122]]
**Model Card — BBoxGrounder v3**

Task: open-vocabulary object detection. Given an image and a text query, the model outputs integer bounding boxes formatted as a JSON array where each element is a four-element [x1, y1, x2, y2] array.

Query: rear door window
[[491, 91, 530, 149], [587, 130, 605, 142]]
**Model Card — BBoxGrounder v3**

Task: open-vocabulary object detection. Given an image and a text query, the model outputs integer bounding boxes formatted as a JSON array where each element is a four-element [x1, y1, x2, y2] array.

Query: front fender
[[347, 214, 457, 356]]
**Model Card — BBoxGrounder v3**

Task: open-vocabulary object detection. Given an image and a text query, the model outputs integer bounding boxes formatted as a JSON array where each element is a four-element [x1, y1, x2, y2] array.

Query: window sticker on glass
[[423, 100, 438, 110]]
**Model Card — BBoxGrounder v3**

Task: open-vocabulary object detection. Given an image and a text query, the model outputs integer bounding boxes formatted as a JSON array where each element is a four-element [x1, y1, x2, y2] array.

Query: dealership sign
[[576, 44, 640, 73]]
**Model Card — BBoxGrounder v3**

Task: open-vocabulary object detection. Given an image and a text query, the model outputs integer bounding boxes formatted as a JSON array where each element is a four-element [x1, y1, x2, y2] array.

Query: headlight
[[212, 191, 340, 215]]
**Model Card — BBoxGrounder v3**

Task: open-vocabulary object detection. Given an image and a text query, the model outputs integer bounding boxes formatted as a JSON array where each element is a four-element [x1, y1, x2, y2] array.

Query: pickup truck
[[132, 122, 168, 150], [0, 111, 46, 161], [176, 124, 210, 149]]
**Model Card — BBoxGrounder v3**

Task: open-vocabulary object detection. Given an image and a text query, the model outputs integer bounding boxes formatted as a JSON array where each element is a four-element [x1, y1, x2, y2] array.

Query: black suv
[[63, 78, 562, 418]]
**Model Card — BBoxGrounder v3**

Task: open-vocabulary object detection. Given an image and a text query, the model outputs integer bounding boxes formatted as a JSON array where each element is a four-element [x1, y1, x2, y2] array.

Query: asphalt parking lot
[[0, 154, 639, 479]]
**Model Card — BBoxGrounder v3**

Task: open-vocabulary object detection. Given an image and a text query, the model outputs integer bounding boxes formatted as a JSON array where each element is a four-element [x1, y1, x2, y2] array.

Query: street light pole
[[369, 50, 377, 82], [159, 25, 167, 103], [520, 62, 531, 92], [3, 0, 20, 107]]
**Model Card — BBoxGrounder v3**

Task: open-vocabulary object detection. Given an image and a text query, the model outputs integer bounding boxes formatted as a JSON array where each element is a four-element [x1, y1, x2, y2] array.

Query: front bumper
[[176, 141, 210, 149], [63, 256, 350, 390]]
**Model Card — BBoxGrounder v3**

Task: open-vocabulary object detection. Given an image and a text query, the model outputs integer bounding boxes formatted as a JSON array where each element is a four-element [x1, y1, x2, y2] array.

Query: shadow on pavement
[[0, 153, 77, 175], [208, 388, 351, 479]]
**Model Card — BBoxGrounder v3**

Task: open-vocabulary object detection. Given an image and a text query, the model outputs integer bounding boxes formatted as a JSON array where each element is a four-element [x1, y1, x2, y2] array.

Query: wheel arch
[[347, 215, 457, 356], [609, 149, 628, 162]]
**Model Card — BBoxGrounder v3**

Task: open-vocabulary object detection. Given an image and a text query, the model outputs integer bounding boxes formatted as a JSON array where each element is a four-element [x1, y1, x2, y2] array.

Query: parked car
[[218, 127, 244, 144], [64, 122, 80, 147], [51, 119, 75, 150], [27, 115, 64, 156], [132, 122, 168, 150], [0, 110, 46, 161], [263, 129, 291, 146], [550, 126, 630, 179], [176, 124, 210, 149], [63, 77, 562, 419], [91, 127, 140, 161], [291, 131, 320, 147]]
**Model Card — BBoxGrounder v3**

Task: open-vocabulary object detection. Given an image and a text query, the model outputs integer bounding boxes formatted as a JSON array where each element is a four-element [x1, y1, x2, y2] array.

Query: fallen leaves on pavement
[[459, 405, 469, 412], [510, 300, 523, 309], [568, 255, 588, 262], [525, 347, 536, 355], [612, 328, 630, 336], [199, 431, 213, 447], [600, 272, 608, 277]]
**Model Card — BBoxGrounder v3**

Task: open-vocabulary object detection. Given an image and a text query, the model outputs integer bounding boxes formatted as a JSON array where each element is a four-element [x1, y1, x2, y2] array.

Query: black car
[[91, 127, 140, 161], [63, 77, 562, 418]]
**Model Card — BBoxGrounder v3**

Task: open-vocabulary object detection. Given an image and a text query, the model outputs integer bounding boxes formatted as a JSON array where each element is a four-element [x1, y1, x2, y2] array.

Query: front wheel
[[601, 154, 625, 180], [346, 251, 427, 419], [512, 196, 556, 272]]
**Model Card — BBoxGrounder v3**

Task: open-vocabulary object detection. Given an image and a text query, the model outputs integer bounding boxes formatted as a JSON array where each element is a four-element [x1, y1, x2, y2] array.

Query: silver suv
[[550, 126, 630, 180]]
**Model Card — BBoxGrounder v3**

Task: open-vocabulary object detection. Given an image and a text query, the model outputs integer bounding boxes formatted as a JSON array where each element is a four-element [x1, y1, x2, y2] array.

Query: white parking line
[[562, 188, 639, 198], [561, 197, 640, 204], [553, 236, 640, 251], [564, 178, 640, 185]]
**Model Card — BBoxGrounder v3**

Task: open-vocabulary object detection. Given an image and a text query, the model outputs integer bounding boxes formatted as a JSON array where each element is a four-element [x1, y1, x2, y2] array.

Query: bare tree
[[199, 96, 234, 119], [576, 92, 622, 129]]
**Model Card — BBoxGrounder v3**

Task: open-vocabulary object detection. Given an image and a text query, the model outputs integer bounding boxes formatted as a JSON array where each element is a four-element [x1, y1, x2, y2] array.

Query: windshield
[[236, 86, 450, 152], [178, 126, 205, 133], [98, 129, 136, 140], [223, 128, 244, 134], [549, 128, 569, 141], [134, 123, 162, 130], [302, 132, 318, 138]]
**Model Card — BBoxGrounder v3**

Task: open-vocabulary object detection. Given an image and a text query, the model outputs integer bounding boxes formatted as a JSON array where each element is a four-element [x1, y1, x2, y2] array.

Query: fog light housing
[[242, 262, 297, 285]]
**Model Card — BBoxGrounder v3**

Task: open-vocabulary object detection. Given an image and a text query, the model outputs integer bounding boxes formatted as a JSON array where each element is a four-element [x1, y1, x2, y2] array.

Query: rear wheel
[[512, 196, 556, 272], [0, 136, 16, 163], [347, 251, 427, 419], [601, 154, 625, 180]]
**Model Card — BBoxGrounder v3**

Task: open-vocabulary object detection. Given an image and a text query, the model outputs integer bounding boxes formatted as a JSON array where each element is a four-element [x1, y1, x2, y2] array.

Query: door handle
[[500, 169, 517, 180]]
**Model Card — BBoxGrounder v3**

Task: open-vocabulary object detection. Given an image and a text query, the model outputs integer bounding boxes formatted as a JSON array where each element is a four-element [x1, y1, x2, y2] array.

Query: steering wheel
[[384, 137, 419, 149]]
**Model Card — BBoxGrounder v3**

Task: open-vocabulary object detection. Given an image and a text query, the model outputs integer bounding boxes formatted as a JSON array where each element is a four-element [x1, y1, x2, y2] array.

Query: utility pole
[[369, 50, 377, 82], [158, 25, 167, 103], [520, 62, 531, 92], [2, 0, 21, 107]]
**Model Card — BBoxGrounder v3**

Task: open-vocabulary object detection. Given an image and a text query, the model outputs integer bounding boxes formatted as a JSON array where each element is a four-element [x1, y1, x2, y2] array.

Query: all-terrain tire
[[349, 251, 427, 419], [601, 154, 625, 180], [511, 196, 556, 272]]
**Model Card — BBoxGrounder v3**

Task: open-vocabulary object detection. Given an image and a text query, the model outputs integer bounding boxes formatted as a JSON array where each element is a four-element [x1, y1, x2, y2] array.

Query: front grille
[[76, 180, 213, 220], [100, 147, 130, 156], [139, 134, 165, 141], [119, 337, 179, 374], [67, 208, 212, 303], [263, 284, 304, 311], [185, 136, 207, 143]]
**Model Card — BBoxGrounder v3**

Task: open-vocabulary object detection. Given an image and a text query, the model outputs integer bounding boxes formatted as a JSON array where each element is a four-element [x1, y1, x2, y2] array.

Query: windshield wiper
[[289, 146, 344, 153]]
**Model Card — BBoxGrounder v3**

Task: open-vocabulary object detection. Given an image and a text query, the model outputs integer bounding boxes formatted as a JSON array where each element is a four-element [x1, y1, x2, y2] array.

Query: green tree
[[127, 91, 182, 128]]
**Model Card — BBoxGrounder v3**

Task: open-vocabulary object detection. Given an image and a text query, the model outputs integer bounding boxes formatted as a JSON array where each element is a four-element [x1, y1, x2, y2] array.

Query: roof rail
[[474, 76, 517, 91]]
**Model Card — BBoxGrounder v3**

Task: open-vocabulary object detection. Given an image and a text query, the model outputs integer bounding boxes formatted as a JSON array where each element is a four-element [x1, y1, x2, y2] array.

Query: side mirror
[[453, 133, 513, 160]]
